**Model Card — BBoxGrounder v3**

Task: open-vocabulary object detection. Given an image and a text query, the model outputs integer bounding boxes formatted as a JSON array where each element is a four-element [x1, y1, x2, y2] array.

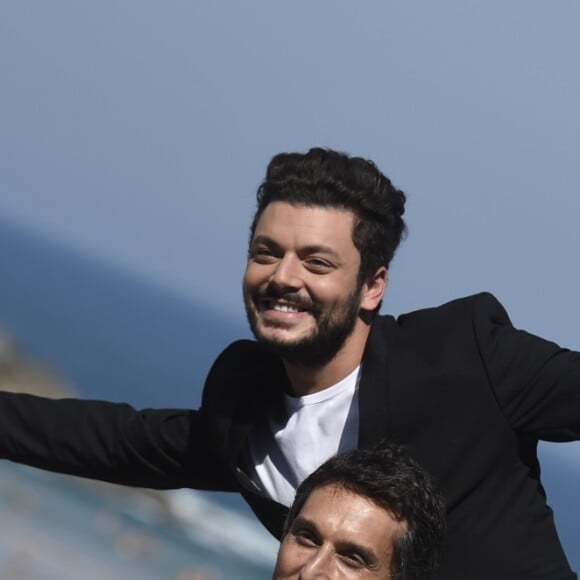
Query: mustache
[[254, 287, 322, 315]]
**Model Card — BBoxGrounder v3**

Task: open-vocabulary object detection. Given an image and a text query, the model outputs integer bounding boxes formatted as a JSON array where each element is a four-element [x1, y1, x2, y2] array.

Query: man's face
[[273, 484, 404, 580], [243, 202, 369, 367]]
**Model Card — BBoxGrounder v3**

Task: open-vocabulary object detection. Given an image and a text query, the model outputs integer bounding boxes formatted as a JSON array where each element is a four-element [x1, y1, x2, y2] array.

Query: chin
[[256, 329, 313, 350], [253, 316, 313, 342]]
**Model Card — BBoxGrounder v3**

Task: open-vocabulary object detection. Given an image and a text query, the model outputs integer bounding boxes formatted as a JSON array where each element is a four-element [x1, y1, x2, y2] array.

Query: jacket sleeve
[[473, 292, 580, 441], [0, 390, 234, 491]]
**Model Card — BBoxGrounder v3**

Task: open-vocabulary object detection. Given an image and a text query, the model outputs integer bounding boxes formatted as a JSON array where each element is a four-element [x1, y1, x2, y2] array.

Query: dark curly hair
[[250, 148, 407, 288], [283, 442, 446, 580]]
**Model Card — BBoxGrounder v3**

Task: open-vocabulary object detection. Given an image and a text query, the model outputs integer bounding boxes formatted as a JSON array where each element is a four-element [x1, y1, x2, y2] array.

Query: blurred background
[[1, 1, 579, 577]]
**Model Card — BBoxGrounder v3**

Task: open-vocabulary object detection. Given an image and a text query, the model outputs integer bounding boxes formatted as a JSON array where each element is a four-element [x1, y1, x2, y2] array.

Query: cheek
[[243, 266, 258, 295], [274, 540, 306, 577], [244, 263, 268, 290], [308, 273, 357, 301]]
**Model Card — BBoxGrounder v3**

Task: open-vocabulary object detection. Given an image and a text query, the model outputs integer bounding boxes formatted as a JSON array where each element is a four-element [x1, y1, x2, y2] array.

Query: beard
[[244, 286, 362, 368]]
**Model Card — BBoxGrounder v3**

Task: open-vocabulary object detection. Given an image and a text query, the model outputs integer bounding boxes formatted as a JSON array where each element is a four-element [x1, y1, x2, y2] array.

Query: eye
[[339, 552, 366, 570], [250, 246, 277, 264], [292, 528, 319, 548], [304, 257, 334, 273]]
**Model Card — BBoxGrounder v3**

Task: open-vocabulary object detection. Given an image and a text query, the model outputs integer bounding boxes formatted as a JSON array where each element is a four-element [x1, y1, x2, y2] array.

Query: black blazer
[[1, 292, 579, 579]]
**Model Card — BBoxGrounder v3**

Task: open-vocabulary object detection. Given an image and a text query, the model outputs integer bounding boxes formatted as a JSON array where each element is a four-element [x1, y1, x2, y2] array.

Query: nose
[[269, 254, 302, 292], [300, 547, 335, 579]]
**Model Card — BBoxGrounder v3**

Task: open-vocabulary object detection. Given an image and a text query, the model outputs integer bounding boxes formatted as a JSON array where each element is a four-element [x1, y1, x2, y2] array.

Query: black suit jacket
[[1, 292, 579, 579]]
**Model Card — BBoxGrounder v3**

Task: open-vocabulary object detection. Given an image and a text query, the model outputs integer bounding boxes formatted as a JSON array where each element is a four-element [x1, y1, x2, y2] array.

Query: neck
[[283, 322, 371, 397]]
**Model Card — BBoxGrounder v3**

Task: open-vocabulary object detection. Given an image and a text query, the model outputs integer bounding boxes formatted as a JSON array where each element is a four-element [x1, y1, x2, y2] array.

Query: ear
[[359, 266, 387, 311]]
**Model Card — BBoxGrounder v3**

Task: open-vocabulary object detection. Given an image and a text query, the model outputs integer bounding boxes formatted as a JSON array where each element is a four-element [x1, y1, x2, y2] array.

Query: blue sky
[[1, 0, 579, 530], [2, 1, 578, 330]]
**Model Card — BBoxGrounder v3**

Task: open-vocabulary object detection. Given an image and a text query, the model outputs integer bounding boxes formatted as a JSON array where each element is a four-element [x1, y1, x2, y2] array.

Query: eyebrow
[[291, 516, 379, 566], [250, 235, 342, 260]]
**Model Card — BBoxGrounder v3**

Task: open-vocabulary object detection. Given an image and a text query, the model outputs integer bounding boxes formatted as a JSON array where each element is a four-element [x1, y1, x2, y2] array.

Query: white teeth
[[273, 303, 299, 313]]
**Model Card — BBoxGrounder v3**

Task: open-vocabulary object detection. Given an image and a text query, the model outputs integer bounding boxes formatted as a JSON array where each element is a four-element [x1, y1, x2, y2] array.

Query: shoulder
[[209, 339, 265, 367], [204, 339, 269, 384], [371, 292, 511, 345], [394, 292, 509, 327], [201, 340, 285, 407]]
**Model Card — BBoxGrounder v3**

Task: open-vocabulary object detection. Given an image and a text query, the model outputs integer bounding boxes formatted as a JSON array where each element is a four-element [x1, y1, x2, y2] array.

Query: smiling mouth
[[262, 299, 307, 313]]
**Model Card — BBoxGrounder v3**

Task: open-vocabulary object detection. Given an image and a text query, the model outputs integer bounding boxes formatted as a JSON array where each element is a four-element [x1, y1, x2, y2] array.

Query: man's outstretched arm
[[0, 391, 233, 491], [473, 292, 580, 440]]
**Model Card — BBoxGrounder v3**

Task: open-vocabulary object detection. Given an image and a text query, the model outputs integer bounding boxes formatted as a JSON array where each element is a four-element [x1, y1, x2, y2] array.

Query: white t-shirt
[[247, 366, 361, 507]]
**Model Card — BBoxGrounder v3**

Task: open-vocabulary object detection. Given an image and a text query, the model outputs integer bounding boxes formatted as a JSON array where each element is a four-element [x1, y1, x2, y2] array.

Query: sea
[[0, 462, 276, 580], [1, 215, 579, 577]]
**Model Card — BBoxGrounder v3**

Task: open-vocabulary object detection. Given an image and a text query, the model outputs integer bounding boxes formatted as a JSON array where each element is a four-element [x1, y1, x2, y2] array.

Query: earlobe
[[360, 267, 387, 311]]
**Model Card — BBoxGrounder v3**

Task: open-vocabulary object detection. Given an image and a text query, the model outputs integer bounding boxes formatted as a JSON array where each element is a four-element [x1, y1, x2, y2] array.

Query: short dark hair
[[283, 442, 445, 580], [250, 148, 407, 288]]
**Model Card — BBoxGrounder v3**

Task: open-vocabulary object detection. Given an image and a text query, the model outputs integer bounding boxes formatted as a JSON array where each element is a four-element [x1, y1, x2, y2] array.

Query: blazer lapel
[[227, 346, 290, 539], [227, 346, 287, 481], [358, 316, 395, 446]]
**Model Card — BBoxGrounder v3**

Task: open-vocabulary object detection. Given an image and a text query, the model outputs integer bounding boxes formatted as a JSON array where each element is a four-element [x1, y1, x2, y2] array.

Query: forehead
[[252, 202, 357, 248], [299, 484, 402, 555]]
